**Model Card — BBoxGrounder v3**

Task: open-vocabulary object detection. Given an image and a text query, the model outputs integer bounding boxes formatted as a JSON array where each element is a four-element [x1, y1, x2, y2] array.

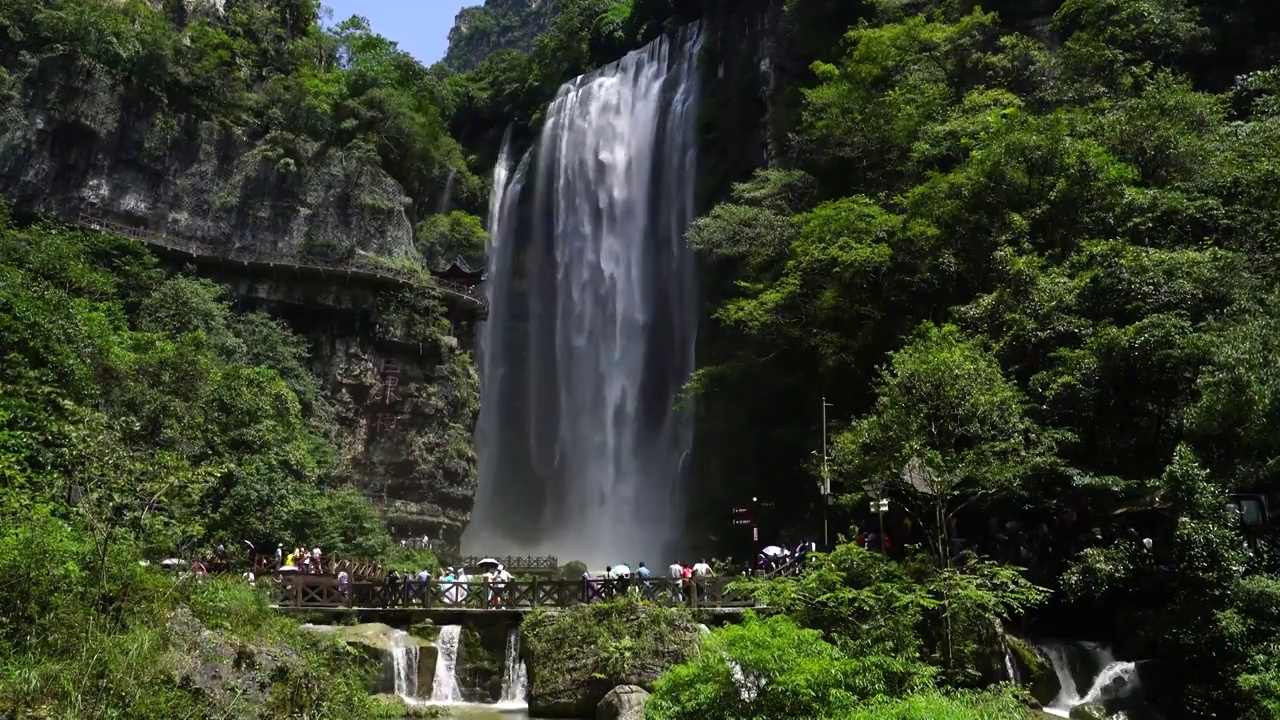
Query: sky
[[322, 0, 475, 65]]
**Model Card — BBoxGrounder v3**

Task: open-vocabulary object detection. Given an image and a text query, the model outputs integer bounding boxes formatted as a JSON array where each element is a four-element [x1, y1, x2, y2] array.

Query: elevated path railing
[[69, 213, 487, 311], [271, 575, 755, 611]]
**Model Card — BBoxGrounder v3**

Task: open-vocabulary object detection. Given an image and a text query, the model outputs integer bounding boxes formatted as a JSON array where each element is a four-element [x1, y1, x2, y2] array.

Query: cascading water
[[1041, 641, 1141, 717], [498, 627, 529, 707], [429, 625, 464, 704], [437, 167, 459, 215], [389, 629, 419, 701], [465, 25, 705, 567]]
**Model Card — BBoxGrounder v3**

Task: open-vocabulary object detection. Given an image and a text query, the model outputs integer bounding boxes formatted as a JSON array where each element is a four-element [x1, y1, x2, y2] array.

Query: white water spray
[[499, 627, 529, 706], [389, 629, 419, 701], [1041, 641, 1141, 717], [429, 625, 464, 704]]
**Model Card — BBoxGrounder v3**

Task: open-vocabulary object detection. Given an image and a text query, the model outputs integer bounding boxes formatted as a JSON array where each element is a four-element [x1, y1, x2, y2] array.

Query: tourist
[[243, 569, 256, 587], [636, 561, 651, 595], [681, 562, 694, 605], [668, 560, 684, 603], [337, 566, 350, 599], [275, 543, 284, 565], [440, 567, 457, 605], [453, 567, 469, 604], [493, 564, 512, 606], [691, 558, 712, 601]]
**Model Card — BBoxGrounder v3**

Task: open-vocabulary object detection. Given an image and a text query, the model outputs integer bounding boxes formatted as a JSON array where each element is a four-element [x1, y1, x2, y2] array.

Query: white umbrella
[[160, 558, 187, 568], [762, 546, 785, 558], [476, 558, 500, 569], [278, 565, 299, 573], [611, 564, 632, 578]]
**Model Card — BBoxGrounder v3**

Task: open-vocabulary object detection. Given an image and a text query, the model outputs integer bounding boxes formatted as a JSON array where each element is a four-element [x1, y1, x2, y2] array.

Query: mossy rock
[[409, 619, 439, 643], [1007, 634, 1061, 706], [522, 596, 701, 718]]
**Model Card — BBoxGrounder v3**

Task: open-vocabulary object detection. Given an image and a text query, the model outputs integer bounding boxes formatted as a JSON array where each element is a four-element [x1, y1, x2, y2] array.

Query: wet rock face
[[1069, 702, 1109, 720], [0, 56, 416, 262]]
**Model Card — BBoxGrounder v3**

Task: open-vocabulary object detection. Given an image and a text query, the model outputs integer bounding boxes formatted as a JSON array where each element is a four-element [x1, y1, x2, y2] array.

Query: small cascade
[[1041, 640, 1142, 718], [389, 629, 419, 701], [1003, 646, 1021, 683], [429, 625, 464, 704], [498, 627, 529, 707], [437, 167, 458, 215]]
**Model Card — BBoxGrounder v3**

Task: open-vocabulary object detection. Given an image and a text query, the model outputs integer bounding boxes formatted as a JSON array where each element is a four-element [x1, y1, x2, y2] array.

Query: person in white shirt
[[691, 558, 712, 603], [668, 561, 684, 603], [454, 568, 469, 604]]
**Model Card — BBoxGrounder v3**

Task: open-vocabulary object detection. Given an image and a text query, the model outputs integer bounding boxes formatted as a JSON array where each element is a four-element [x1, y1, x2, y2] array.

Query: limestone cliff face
[[444, 0, 559, 71], [0, 54, 416, 261], [0, 54, 482, 543], [325, 330, 480, 542]]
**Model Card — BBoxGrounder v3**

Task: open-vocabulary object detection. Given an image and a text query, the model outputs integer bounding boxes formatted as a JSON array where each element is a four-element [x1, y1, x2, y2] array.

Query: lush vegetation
[[673, 0, 1280, 718], [0, 207, 407, 713], [0, 512, 389, 718], [648, 543, 1045, 719]]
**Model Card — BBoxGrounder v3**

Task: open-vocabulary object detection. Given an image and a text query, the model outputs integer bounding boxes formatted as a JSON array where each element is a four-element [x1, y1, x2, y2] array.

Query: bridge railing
[[445, 555, 561, 573], [70, 213, 487, 309], [271, 575, 756, 611]]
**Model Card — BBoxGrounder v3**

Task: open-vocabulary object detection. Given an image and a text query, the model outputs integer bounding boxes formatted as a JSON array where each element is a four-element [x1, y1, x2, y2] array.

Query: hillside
[[444, 0, 561, 71]]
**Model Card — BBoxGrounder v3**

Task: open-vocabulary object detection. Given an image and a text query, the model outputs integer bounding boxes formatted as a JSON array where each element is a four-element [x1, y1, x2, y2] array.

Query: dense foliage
[[648, 543, 1044, 719], [673, 0, 1280, 717], [0, 510, 390, 718], [0, 206, 406, 712]]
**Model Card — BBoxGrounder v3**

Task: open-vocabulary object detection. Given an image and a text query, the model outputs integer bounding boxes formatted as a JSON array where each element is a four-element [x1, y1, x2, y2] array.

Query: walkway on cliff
[[71, 213, 488, 313]]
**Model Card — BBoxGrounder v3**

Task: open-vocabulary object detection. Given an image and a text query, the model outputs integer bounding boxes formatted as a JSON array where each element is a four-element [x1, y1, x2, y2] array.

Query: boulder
[[163, 608, 303, 717], [597, 685, 650, 720], [1069, 702, 1109, 720], [523, 597, 702, 717], [1006, 634, 1061, 706], [302, 622, 436, 695]]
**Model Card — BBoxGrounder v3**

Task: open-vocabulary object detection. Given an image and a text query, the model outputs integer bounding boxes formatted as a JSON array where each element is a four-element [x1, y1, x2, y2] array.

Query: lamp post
[[821, 396, 833, 548]]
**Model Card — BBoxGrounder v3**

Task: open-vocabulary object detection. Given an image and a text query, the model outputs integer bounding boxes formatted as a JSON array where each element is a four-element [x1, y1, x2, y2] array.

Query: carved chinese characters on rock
[[372, 358, 404, 436]]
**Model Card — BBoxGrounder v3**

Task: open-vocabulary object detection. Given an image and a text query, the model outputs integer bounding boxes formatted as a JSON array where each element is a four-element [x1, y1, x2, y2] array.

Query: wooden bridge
[[70, 213, 488, 313], [270, 575, 756, 615]]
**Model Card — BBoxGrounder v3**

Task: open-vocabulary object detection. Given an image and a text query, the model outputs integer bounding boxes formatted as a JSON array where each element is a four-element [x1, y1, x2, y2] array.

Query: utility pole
[[821, 396, 833, 549]]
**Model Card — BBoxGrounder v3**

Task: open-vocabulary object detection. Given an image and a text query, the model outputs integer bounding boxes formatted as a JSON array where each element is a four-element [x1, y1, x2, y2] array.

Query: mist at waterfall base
[[463, 25, 704, 568]]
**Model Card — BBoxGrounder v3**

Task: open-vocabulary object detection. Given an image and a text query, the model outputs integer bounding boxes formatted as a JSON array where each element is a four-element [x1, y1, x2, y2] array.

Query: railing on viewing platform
[[447, 555, 560, 573], [270, 575, 755, 611]]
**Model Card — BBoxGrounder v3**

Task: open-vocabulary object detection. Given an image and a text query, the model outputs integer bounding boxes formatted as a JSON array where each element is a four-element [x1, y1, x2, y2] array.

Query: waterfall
[[498, 627, 528, 707], [1041, 641, 1141, 717], [465, 23, 705, 568], [389, 629, 419, 701], [430, 625, 464, 704], [1003, 646, 1020, 683], [437, 167, 459, 215]]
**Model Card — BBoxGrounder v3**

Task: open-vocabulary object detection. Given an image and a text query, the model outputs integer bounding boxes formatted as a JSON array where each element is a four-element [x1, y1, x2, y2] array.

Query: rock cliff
[[444, 0, 560, 71], [0, 56, 417, 261], [0, 53, 481, 543]]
